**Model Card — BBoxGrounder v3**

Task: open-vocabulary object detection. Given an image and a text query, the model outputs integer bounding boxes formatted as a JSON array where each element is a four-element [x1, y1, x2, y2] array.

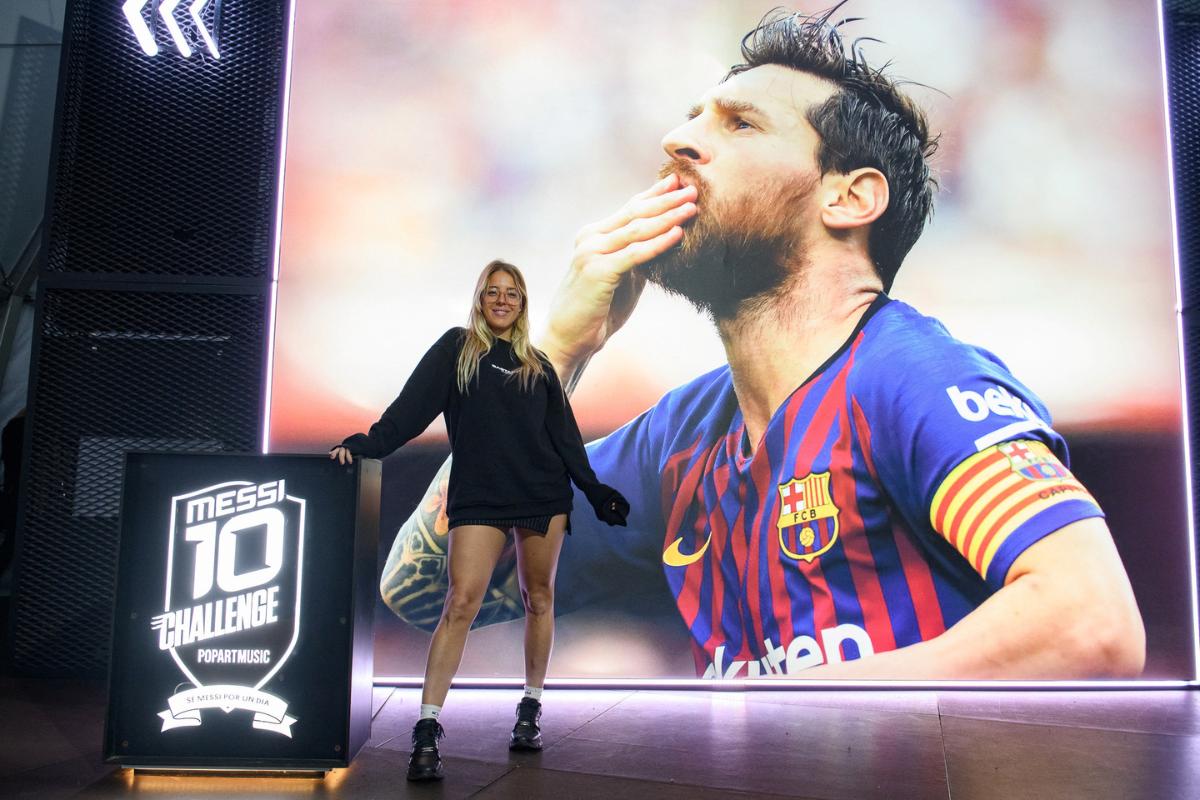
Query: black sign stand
[[104, 453, 379, 772]]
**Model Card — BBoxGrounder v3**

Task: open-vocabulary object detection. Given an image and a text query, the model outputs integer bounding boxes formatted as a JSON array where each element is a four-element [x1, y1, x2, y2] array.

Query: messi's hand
[[540, 174, 697, 383]]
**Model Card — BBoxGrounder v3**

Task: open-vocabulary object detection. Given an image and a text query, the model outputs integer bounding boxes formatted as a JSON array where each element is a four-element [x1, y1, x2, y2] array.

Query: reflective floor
[[3, 677, 1200, 799]]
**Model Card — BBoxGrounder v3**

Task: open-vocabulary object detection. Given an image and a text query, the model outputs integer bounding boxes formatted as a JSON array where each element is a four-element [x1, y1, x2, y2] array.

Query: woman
[[330, 260, 628, 782]]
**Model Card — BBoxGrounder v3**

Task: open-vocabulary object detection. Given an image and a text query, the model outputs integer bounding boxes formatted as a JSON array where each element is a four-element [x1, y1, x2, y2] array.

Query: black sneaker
[[407, 718, 445, 781], [509, 697, 543, 751]]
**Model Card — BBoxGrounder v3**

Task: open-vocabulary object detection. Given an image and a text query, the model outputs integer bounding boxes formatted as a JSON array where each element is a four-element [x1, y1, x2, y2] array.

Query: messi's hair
[[458, 260, 547, 393], [727, 4, 938, 290]]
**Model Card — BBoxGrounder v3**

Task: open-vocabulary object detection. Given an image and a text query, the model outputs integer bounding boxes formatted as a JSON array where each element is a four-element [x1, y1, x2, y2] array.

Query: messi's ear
[[820, 168, 889, 231]]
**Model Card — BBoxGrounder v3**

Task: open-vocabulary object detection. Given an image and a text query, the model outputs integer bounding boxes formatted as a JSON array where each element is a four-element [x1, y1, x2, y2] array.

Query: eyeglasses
[[484, 288, 522, 303]]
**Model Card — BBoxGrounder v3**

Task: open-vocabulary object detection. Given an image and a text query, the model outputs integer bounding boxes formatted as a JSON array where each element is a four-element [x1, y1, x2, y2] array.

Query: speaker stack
[[10, 0, 293, 675]]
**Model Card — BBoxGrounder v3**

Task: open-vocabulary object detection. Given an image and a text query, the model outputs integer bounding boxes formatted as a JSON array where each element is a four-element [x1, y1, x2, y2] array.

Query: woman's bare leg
[[514, 514, 567, 689], [420, 525, 508, 707]]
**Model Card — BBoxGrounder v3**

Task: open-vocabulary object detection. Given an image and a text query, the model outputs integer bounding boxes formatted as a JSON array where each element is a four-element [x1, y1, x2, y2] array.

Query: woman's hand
[[329, 445, 354, 465], [592, 487, 630, 527]]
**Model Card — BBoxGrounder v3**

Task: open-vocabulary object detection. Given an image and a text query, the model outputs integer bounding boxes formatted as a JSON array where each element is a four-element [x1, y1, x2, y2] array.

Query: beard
[[644, 160, 815, 322]]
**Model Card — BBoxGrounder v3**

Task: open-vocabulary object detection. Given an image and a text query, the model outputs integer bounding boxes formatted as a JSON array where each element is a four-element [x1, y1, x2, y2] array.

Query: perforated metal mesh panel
[[1168, 0, 1200, 17], [12, 0, 288, 675], [12, 290, 266, 674], [47, 0, 285, 278], [1168, 13, 1200, 302], [1164, 5, 1200, 617]]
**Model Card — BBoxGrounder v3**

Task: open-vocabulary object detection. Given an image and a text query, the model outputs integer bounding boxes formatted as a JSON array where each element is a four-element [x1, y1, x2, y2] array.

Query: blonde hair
[[456, 260, 547, 393]]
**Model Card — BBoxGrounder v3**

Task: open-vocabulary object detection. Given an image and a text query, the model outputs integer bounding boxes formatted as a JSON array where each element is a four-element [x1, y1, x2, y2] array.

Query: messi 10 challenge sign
[[154, 478, 302, 736], [105, 454, 379, 770]]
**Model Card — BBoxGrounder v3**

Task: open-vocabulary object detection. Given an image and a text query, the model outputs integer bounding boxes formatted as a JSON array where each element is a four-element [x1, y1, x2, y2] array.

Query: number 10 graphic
[[184, 508, 286, 600]]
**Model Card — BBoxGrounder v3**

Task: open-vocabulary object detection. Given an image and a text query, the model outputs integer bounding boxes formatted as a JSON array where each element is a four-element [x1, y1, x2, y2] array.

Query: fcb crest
[[151, 480, 305, 737], [777, 472, 840, 563], [999, 440, 1069, 481]]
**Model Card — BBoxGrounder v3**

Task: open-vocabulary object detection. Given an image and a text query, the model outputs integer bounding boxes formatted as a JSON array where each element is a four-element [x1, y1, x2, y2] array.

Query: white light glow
[[159, 0, 192, 59], [1157, 0, 1200, 683], [262, 0, 298, 454], [122, 0, 158, 56], [190, 0, 221, 60]]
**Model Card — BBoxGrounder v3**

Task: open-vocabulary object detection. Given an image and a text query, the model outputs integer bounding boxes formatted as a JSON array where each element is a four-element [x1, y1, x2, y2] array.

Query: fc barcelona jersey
[[563, 296, 1104, 678]]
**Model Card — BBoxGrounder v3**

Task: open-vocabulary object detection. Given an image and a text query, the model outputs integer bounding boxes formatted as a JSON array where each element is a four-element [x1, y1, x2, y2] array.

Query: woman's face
[[481, 269, 523, 338]]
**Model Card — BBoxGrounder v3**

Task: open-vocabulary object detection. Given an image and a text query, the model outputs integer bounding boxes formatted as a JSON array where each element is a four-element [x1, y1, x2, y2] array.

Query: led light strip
[[261, 0, 298, 455], [374, 676, 1195, 691], [190, 0, 221, 58], [1157, 0, 1200, 684], [123, 0, 220, 58], [122, 0, 159, 56]]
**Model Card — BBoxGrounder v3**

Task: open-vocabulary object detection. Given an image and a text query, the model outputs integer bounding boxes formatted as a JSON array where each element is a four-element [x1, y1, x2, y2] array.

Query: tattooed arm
[[378, 458, 525, 631], [379, 415, 668, 635]]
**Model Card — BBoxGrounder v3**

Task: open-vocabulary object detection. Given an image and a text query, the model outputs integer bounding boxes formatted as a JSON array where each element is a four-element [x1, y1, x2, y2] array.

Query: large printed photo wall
[[270, 0, 1190, 681]]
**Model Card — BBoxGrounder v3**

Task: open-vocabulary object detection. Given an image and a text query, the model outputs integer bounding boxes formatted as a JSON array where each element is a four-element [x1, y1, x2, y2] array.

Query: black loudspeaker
[[1163, 0, 1200, 655], [105, 453, 378, 770], [46, 0, 287, 279], [11, 0, 294, 675]]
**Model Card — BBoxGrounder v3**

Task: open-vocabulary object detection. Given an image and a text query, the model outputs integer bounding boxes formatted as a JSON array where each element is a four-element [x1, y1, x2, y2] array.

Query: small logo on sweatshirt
[[490, 363, 514, 376]]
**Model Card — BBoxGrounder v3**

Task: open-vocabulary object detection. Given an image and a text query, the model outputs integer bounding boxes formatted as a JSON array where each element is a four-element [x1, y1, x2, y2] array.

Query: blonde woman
[[330, 260, 628, 782]]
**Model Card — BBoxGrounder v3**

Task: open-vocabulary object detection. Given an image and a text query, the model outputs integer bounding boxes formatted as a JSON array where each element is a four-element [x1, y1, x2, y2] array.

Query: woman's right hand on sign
[[329, 445, 354, 465]]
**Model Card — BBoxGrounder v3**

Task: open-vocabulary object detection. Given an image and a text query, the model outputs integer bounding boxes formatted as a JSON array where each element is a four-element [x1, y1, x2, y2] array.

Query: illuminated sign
[[122, 0, 222, 59], [106, 453, 378, 770], [154, 479, 304, 737]]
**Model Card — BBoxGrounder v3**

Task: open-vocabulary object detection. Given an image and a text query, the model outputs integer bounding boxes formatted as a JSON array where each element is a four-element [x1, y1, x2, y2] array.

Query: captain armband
[[929, 440, 1101, 581]]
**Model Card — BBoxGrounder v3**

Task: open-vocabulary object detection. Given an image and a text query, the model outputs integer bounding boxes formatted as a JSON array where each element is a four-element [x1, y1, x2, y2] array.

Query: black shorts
[[448, 514, 567, 535]]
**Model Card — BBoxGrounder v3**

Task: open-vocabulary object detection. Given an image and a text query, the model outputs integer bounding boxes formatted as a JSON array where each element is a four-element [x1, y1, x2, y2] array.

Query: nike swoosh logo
[[662, 532, 712, 567]]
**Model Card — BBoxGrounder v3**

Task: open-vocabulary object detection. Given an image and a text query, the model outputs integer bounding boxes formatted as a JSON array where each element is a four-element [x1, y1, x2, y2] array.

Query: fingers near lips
[[578, 173, 698, 273], [632, 173, 678, 201], [596, 180, 697, 235], [594, 202, 693, 256], [634, 185, 697, 219], [593, 189, 697, 247]]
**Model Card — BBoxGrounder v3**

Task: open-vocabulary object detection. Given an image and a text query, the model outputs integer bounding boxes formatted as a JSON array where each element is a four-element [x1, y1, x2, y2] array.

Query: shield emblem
[[776, 472, 839, 563], [153, 480, 305, 691], [999, 441, 1069, 481]]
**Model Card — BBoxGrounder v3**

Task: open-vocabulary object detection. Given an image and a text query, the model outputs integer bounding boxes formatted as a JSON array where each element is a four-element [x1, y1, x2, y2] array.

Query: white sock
[[419, 704, 441, 720], [523, 685, 543, 702]]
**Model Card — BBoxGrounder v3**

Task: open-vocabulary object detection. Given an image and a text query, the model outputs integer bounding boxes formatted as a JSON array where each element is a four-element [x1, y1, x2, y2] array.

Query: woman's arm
[[540, 361, 613, 512], [339, 330, 457, 459]]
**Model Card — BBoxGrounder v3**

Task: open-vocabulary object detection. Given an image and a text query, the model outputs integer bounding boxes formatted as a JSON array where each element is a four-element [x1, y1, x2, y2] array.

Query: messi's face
[[647, 65, 834, 320]]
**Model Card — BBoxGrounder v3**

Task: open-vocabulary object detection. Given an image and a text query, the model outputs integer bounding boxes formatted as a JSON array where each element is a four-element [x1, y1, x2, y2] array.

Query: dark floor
[[3, 677, 1200, 799]]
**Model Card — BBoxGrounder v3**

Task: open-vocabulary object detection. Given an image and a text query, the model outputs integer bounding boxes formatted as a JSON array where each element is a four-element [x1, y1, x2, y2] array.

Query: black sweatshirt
[[340, 327, 612, 523]]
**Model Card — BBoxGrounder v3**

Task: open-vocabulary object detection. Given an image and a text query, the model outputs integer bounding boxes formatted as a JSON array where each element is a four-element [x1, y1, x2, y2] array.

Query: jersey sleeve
[[339, 328, 458, 459], [553, 404, 671, 614], [862, 337, 1104, 590]]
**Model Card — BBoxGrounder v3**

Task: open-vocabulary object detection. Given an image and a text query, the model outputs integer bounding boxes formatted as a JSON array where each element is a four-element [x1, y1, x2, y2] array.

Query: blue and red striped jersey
[[564, 296, 1103, 678]]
